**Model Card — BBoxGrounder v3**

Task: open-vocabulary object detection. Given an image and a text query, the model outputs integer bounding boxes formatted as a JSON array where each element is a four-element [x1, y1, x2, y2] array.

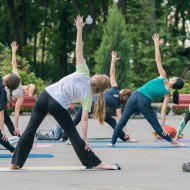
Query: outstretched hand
[[162, 127, 169, 136], [111, 51, 120, 62], [152, 33, 163, 46], [13, 128, 21, 136], [84, 141, 91, 151], [11, 41, 19, 53], [74, 15, 86, 30]]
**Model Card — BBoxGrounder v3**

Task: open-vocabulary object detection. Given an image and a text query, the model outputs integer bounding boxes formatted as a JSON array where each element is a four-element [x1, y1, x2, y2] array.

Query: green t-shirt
[[76, 63, 92, 112], [137, 77, 170, 102]]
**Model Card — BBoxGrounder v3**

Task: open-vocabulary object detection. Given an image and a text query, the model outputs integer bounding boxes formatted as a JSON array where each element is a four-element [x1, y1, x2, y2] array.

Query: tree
[[95, 3, 131, 89]]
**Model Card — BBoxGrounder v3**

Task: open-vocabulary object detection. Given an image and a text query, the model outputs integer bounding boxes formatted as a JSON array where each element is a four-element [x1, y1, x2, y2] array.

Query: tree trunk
[[6, 0, 22, 54], [41, 0, 48, 78], [33, 32, 37, 71], [102, 0, 108, 21], [118, 0, 126, 16], [20, 0, 27, 46], [58, 4, 69, 77], [87, 0, 96, 25], [72, 0, 81, 11]]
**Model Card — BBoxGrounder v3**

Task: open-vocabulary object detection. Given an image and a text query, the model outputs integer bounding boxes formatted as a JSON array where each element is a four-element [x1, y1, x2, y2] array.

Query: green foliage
[[95, 3, 131, 89], [0, 43, 45, 95], [158, 105, 172, 115], [126, 0, 158, 88]]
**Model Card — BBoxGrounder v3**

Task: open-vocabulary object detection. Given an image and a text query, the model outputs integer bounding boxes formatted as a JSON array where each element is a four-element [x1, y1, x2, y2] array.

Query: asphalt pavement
[[1, 113, 190, 190]]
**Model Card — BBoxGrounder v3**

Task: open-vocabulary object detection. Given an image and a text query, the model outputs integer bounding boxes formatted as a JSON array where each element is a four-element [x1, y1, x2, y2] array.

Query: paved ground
[[1, 113, 190, 190]]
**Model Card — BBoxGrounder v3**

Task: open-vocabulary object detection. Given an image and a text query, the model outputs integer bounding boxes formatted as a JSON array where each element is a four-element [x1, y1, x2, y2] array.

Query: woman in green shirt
[[110, 33, 185, 146]]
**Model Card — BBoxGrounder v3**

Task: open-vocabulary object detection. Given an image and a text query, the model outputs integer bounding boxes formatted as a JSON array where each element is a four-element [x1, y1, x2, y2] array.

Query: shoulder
[[76, 61, 89, 77]]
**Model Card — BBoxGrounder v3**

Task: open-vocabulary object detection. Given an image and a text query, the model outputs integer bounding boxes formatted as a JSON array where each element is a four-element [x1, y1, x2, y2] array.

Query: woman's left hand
[[14, 128, 20, 136], [84, 141, 91, 151], [162, 127, 169, 136]]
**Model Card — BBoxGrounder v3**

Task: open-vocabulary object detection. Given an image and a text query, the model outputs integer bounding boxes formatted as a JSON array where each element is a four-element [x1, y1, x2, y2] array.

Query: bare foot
[[171, 139, 187, 147], [174, 142, 188, 147], [10, 164, 20, 170], [95, 162, 118, 170]]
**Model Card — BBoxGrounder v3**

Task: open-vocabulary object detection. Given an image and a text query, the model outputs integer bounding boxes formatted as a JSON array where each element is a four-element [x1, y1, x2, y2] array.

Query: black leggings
[[0, 131, 15, 153], [67, 106, 127, 141], [11, 90, 101, 168], [4, 110, 15, 136]]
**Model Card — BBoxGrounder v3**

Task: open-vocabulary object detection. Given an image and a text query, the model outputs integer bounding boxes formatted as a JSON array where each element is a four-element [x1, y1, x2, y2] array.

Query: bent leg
[[105, 114, 126, 141], [177, 106, 190, 137], [11, 91, 48, 168], [49, 101, 101, 167], [140, 106, 172, 142], [4, 110, 15, 136], [0, 132, 15, 153]]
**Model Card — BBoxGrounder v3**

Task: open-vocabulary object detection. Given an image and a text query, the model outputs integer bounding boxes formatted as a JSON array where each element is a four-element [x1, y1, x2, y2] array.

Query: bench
[[172, 94, 190, 114], [7, 94, 36, 108]]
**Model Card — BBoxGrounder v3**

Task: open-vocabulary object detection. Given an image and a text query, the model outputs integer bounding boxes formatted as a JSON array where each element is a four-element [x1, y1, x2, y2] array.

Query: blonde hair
[[27, 84, 37, 96], [90, 74, 110, 125]]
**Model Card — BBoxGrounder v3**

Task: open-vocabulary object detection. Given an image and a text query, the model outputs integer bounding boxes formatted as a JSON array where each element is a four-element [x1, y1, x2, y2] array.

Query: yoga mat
[[0, 153, 54, 158], [33, 144, 53, 148], [154, 139, 190, 142], [0, 163, 120, 172], [91, 144, 190, 148], [87, 139, 138, 143], [34, 140, 61, 143]]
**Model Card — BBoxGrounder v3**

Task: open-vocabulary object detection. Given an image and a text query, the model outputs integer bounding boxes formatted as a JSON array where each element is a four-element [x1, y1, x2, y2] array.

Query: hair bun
[[173, 78, 184, 90]]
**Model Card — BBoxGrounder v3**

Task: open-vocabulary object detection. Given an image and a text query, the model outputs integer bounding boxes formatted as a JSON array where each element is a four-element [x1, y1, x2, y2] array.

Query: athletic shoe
[[66, 139, 72, 145], [124, 134, 138, 143], [182, 162, 190, 172], [126, 136, 139, 143]]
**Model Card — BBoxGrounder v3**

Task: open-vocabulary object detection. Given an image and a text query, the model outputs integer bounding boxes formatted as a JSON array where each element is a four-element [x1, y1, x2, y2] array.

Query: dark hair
[[6, 73, 20, 91], [172, 78, 184, 105], [172, 78, 184, 90], [173, 89, 179, 104], [6, 73, 20, 107]]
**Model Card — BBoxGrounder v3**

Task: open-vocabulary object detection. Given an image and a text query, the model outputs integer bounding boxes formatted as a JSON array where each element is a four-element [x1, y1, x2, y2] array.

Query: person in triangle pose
[[10, 15, 119, 170], [109, 33, 186, 147]]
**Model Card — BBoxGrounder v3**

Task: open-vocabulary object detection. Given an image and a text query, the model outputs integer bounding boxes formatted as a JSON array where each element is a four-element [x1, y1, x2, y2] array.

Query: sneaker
[[66, 139, 72, 145], [126, 137, 138, 143], [182, 162, 190, 172], [60, 134, 68, 142], [124, 134, 138, 143]]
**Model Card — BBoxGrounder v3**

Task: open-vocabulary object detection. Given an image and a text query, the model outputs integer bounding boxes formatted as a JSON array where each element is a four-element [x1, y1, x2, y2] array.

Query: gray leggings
[[11, 90, 101, 168]]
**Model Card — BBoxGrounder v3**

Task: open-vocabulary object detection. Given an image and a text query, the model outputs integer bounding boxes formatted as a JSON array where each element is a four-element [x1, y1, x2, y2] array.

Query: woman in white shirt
[[10, 15, 118, 170]]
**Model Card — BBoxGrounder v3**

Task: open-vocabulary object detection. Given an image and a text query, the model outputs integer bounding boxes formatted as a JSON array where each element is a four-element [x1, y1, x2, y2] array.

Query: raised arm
[[11, 41, 19, 75], [110, 51, 120, 87], [152, 34, 166, 78], [75, 15, 85, 66]]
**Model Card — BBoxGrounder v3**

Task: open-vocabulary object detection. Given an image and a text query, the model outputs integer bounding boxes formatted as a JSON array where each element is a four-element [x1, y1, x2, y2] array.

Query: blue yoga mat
[[34, 140, 61, 143], [87, 139, 122, 143], [154, 139, 190, 142], [34, 139, 122, 143], [91, 144, 190, 148], [0, 153, 54, 158]]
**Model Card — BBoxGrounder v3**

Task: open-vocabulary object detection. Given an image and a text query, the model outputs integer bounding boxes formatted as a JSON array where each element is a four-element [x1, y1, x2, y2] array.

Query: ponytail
[[173, 89, 179, 104], [9, 89, 13, 107], [94, 93, 105, 125]]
